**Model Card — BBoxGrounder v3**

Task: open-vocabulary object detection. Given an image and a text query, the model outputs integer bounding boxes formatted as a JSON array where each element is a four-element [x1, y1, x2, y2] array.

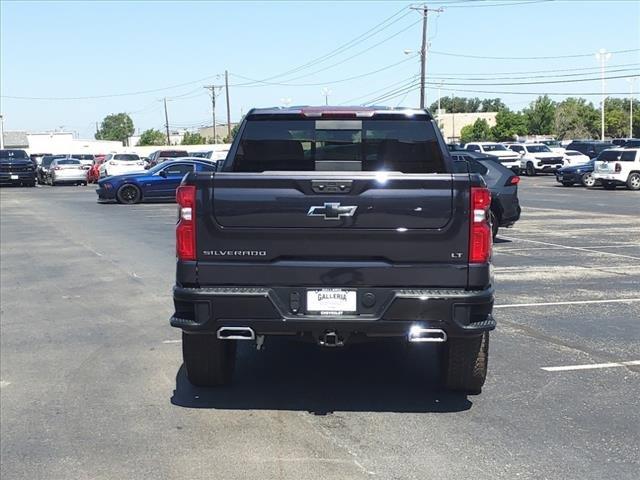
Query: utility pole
[[225, 70, 231, 140], [411, 4, 443, 109], [163, 97, 171, 145], [595, 48, 612, 141], [627, 77, 637, 138], [204, 85, 219, 144]]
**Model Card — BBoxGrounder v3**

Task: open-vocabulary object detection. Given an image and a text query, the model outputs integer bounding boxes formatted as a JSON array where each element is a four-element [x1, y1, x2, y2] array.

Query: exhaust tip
[[217, 327, 256, 341], [408, 326, 447, 343]]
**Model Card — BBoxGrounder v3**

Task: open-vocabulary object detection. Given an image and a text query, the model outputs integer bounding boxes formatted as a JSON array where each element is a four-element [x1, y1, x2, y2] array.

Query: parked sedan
[[37, 155, 66, 184], [451, 151, 521, 239], [49, 158, 87, 185], [96, 159, 217, 204], [555, 158, 597, 187]]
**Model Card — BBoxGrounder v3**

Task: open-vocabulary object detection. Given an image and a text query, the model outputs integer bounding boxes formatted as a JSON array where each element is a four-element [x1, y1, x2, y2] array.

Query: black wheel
[[562, 181, 573, 187], [627, 173, 640, 191], [603, 182, 616, 190], [581, 172, 596, 188], [442, 332, 489, 394], [182, 332, 236, 387], [489, 210, 499, 240], [526, 162, 536, 176], [116, 184, 142, 204]]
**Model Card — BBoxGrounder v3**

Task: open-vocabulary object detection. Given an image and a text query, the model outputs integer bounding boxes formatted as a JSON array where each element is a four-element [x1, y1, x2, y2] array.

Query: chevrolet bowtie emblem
[[307, 202, 357, 220]]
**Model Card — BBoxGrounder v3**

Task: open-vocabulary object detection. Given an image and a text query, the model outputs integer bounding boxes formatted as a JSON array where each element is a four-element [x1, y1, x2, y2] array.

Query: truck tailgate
[[193, 173, 472, 287]]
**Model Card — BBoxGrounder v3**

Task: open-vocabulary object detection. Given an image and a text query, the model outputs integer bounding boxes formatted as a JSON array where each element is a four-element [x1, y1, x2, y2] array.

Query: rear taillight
[[506, 176, 520, 186], [53, 166, 61, 170], [109, 161, 117, 165], [469, 187, 492, 264], [615, 163, 621, 173], [176, 185, 196, 260]]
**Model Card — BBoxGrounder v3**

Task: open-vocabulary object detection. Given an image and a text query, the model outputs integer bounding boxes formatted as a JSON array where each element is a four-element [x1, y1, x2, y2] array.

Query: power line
[[230, 18, 423, 87], [230, 5, 413, 86], [229, 54, 418, 87], [429, 47, 640, 60], [420, 73, 639, 87]]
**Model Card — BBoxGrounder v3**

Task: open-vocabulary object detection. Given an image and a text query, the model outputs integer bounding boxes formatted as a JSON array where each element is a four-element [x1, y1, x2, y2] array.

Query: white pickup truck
[[506, 143, 565, 176], [593, 148, 640, 190], [464, 142, 521, 172]]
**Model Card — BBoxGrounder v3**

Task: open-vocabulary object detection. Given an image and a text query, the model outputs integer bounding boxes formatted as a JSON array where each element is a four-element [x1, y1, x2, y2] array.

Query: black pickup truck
[[171, 106, 495, 393], [0, 149, 37, 187]]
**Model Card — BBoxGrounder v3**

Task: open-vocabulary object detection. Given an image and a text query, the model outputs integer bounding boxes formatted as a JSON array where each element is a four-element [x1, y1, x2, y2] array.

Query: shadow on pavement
[[171, 338, 473, 414]]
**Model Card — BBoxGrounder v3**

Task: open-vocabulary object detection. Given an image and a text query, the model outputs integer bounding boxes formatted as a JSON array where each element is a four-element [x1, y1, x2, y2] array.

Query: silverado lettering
[[171, 106, 496, 394], [203, 250, 268, 256]]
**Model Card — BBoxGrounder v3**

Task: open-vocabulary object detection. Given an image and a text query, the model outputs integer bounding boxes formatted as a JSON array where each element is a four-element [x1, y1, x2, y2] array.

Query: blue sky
[[1, 0, 639, 138]]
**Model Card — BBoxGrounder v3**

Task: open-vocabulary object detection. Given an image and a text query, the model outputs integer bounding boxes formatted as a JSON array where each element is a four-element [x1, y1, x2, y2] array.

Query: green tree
[[223, 123, 241, 143], [553, 98, 599, 140], [524, 95, 556, 135], [429, 96, 482, 113], [460, 118, 493, 143], [491, 109, 528, 141], [137, 129, 166, 146], [95, 113, 134, 145], [480, 98, 507, 112], [181, 132, 206, 145]]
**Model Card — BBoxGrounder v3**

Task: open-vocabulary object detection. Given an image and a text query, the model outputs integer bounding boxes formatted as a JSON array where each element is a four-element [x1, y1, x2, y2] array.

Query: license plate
[[10, 174, 19, 180], [307, 289, 357, 314], [556, 175, 563, 181]]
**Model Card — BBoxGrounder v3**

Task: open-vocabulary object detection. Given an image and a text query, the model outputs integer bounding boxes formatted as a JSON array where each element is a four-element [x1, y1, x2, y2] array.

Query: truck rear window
[[230, 118, 446, 173]]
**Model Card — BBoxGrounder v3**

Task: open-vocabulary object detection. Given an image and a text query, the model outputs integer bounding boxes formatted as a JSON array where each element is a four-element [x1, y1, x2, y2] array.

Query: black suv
[[0, 149, 37, 187], [565, 140, 615, 159]]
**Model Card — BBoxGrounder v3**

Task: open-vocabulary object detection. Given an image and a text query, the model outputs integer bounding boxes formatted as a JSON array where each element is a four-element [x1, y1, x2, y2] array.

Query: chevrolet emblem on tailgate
[[307, 202, 357, 220]]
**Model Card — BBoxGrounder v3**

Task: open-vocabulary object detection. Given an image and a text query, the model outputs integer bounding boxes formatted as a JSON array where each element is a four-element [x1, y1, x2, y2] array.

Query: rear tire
[[489, 210, 499, 240], [627, 173, 640, 191], [182, 333, 236, 387], [442, 332, 489, 394]]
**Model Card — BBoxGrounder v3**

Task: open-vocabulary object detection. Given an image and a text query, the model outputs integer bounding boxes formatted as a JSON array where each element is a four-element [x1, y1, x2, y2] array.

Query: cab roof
[[247, 105, 432, 119]]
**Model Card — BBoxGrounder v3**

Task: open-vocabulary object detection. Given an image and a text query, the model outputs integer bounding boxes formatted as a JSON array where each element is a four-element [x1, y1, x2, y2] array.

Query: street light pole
[[321, 87, 331, 106], [627, 77, 637, 138], [0, 114, 4, 149], [595, 48, 612, 141]]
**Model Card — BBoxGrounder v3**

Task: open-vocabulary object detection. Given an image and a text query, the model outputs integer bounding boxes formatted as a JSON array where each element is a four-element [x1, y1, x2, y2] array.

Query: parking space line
[[494, 298, 640, 309], [162, 340, 182, 344], [499, 235, 640, 261], [495, 244, 640, 252], [542, 360, 640, 372]]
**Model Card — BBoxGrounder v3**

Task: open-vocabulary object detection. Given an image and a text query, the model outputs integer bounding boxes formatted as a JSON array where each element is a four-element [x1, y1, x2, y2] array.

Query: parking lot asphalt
[[1, 177, 639, 480]]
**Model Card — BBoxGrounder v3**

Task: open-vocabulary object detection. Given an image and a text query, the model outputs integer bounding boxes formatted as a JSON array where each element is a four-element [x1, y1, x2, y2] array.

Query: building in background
[[1, 131, 29, 149], [435, 111, 497, 143], [2, 130, 123, 154], [198, 123, 239, 143]]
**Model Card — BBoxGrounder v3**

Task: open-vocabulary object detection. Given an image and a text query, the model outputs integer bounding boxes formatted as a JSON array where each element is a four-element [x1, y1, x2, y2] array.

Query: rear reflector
[[469, 187, 492, 263], [176, 185, 196, 260]]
